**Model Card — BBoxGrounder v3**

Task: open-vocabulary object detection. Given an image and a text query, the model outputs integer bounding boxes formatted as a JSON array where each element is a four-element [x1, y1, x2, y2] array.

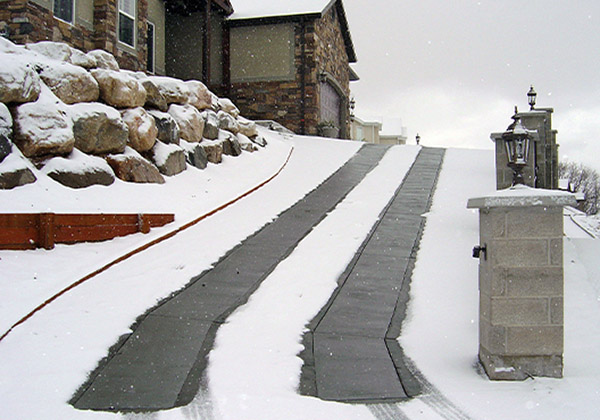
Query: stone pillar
[[468, 186, 576, 380]]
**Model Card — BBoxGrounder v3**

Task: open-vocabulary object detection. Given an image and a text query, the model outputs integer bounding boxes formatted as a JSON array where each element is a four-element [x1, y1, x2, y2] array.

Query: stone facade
[[228, 3, 354, 138], [1, 0, 149, 71], [468, 188, 576, 380], [1, 0, 95, 51]]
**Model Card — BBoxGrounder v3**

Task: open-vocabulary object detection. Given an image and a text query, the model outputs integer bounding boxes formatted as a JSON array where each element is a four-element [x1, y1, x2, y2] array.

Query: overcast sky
[[343, 0, 600, 171]]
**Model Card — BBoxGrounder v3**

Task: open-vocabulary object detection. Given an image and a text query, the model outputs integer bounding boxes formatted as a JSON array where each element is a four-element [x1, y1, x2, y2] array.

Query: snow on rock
[[167, 104, 204, 143], [148, 109, 180, 145], [106, 146, 165, 184], [146, 140, 187, 176], [0, 37, 21, 53], [186, 80, 213, 110], [202, 110, 219, 140], [238, 115, 258, 138], [218, 97, 240, 118], [91, 68, 146, 108], [0, 102, 11, 163], [141, 78, 168, 111], [86, 49, 119, 71], [69, 102, 128, 154], [217, 109, 240, 134], [202, 139, 223, 164], [149, 75, 190, 105], [0, 145, 36, 189], [38, 62, 100, 104], [25, 41, 72, 62], [11, 85, 74, 158], [218, 129, 242, 156], [0, 58, 41, 104], [68, 47, 97, 69], [42, 148, 115, 188], [121, 107, 157, 153], [180, 139, 208, 170], [237, 133, 258, 153]]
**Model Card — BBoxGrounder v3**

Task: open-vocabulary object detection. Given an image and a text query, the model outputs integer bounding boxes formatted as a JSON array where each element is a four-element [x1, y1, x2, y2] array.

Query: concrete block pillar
[[468, 185, 576, 380]]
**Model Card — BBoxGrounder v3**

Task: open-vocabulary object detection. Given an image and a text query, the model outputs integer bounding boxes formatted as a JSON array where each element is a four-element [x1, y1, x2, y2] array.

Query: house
[[225, 0, 358, 138], [1, 0, 358, 137], [350, 115, 407, 145]]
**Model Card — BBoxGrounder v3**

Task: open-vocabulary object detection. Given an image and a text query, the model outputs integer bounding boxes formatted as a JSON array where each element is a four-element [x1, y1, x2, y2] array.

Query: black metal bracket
[[472, 244, 487, 260]]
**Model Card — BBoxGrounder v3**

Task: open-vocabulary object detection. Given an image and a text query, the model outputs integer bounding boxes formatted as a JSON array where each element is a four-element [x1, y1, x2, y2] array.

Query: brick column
[[468, 186, 576, 380]]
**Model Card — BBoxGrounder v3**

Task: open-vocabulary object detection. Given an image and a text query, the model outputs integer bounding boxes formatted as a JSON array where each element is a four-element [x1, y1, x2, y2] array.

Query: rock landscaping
[[0, 38, 268, 190]]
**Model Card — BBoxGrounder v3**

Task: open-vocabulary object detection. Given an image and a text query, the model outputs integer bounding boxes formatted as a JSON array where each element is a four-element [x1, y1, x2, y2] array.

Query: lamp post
[[527, 85, 537, 110], [502, 115, 533, 186]]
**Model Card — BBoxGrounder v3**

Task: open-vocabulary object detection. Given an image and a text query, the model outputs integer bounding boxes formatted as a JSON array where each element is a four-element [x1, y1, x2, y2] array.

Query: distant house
[[1, 0, 358, 137], [350, 116, 407, 145]]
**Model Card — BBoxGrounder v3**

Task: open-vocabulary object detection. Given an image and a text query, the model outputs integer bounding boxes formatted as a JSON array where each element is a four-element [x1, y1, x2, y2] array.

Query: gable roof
[[228, 0, 357, 63]]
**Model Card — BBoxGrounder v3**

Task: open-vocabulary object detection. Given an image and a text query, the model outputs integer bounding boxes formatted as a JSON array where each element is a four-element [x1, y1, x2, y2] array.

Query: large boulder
[[202, 110, 219, 140], [141, 78, 168, 111], [148, 110, 179, 145], [146, 141, 186, 176], [69, 103, 128, 154], [201, 140, 223, 164], [218, 97, 240, 118], [0, 150, 36, 189], [167, 104, 204, 143], [217, 110, 240, 134], [25, 41, 72, 62], [180, 139, 207, 170], [91, 69, 146, 108], [121, 107, 157, 153], [43, 149, 115, 188], [11, 87, 74, 158], [38, 62, 100, 104], [149, 76, 189, 105], [87, 49, 120, 71], [106, 148, 165, 184], [237, 116, 258, 138], [237, 133, 258, 153], [0, 103, 12, 163], [186, 80, 213, 110], [218, 130, 242, 157], [0, 60, 40, 104], [69, 47, 97, 69]]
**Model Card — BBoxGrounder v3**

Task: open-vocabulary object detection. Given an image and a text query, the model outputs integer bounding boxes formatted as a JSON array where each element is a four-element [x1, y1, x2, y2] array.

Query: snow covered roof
[[228, 0, 357, 63], [229, 0, 335, 20]]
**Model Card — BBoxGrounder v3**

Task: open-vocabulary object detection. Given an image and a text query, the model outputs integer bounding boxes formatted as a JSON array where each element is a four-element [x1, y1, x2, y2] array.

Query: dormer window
[[118, 0, 136, 47], [53, 0, 74, 24]]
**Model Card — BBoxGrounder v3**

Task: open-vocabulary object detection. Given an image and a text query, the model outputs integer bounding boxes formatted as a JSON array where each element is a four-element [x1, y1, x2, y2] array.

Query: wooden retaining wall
[[0, 213, 175, 250]]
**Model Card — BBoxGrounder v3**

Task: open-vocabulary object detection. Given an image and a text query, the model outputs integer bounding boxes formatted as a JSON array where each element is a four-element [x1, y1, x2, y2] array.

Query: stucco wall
[[230, 23, 295, 82], [146, 0, 165, 74]]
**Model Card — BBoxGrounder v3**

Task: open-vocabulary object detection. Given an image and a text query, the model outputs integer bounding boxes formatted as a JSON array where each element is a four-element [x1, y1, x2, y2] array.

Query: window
[[146, 21, 155, 73], [118, 0, 136, 47], [53, 0, 74, 24]]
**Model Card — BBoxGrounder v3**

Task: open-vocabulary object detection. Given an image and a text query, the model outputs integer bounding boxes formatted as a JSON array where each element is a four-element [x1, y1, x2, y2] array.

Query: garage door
[[320, 81, 341, 128]]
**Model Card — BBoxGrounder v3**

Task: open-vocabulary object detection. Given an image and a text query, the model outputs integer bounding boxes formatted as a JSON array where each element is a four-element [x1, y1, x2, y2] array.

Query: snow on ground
[[402, 148, 600, 419], [1, 133, 599, 420]]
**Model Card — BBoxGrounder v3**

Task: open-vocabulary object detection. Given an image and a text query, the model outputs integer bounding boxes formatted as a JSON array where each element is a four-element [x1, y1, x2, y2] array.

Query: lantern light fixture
[[527, 85, 537, 110], [502, 115, 534, 185]]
